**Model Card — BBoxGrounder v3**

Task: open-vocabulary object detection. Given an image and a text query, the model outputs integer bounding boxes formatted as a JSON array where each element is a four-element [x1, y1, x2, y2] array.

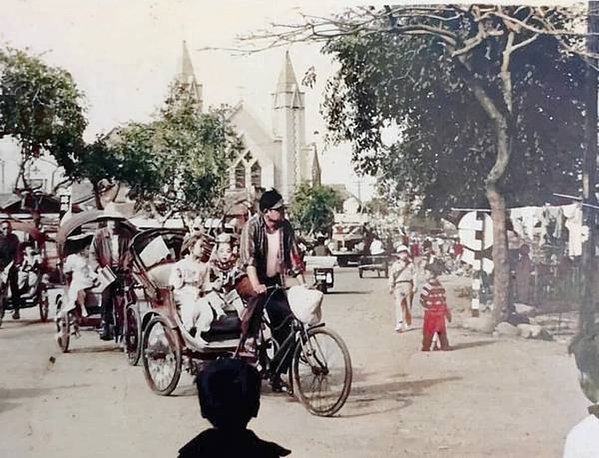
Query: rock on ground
[[496, 321, 520, 337], [514, 303, 537, 316], [462, 316, 495, 334]]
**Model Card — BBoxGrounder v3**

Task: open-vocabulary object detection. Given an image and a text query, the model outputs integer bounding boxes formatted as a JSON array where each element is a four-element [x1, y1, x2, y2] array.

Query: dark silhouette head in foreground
[[570, 324, 599, 408], [178, 358, 291, 457]]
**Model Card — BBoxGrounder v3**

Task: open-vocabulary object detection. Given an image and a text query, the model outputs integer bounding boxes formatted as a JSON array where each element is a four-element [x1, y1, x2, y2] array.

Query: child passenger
[[62, 236, 97, 316], [420, 263, 452, 351], [169, 236, 213, 337]]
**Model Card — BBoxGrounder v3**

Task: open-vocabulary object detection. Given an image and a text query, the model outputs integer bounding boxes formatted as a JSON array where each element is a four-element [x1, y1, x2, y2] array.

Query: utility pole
[[581, 1, 599, 336]]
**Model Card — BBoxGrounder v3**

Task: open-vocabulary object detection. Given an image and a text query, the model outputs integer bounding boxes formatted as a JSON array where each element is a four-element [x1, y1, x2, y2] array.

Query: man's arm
[[239, 218, 267, 294]]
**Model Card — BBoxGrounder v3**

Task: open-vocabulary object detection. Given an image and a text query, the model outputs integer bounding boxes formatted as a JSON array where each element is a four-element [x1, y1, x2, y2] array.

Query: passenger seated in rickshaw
[[17, 242, 42, 296], [170, 234, 243, 345], [62, 235, 97, 317], [169, 236, 215, 339], [205, 233, 244, 317]]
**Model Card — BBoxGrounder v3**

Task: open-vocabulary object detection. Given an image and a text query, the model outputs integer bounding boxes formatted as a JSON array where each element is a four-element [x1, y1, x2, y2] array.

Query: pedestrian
[[420, 263, 452, 351], [0, 221, 22, 319], [237, 188, 305, 391], [514, 244, 533, 304], [178, 358, 291, 458], [388, 245, 416, 333]]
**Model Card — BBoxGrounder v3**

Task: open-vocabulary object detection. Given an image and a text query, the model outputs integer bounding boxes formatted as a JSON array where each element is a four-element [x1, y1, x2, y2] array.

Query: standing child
[[388, 245, 416, 332], [420, 263, 452, 351]]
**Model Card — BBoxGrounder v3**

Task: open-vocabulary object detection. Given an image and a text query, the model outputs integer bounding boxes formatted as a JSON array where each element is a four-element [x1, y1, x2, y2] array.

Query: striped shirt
[[420, 278, 448, 310]]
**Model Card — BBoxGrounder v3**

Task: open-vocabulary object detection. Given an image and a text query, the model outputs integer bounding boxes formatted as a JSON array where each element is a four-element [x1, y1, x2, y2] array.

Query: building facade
[[178, 42, 320, 202]]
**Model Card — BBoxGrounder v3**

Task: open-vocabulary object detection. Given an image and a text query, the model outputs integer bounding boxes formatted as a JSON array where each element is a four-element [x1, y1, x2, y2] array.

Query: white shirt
[[370, 239, 385, 255], [266, 229, 281, 278], [564, 415, 599, 458]]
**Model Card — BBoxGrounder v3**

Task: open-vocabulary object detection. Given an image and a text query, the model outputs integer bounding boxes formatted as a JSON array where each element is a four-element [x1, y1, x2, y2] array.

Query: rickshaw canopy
[[56, 210, 137, 250]]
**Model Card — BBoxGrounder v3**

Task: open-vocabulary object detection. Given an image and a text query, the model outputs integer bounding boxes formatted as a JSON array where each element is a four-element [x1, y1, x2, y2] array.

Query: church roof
[[276, 51, 299, 93]]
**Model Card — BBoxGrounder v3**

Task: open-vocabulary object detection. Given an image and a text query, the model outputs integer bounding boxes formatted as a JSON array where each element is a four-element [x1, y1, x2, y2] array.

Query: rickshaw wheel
[[38, 286, 49, 322], [124, 304, 142, 366], [142, 315, 182, 396], [54, 299, 70, 353]]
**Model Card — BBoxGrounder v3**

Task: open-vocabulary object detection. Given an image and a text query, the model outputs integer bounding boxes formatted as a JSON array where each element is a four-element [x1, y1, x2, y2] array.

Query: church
[[176, 41, 321, 203]]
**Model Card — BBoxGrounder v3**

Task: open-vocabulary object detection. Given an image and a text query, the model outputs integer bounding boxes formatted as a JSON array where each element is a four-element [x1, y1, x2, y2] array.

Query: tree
[[76, 83, 239, 215], [291, 183, 342, 236], [0, 47, 86, 191], [244, 5, 595, 324]]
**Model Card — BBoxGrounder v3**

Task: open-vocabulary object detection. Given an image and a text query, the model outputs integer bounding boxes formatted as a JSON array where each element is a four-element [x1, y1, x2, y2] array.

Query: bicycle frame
[[258, 287, 327, 381]]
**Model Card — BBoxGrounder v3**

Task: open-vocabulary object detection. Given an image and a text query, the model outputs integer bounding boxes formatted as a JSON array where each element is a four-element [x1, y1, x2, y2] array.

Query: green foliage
[[79, 83, 239, 213], [0, 47, 87, 184], [291, 183, 343, 235], [320, 7, 586, 214]]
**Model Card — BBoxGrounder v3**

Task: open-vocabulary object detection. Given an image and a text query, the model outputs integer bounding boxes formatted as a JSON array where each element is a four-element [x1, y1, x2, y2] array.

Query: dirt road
[[0, 269, 588, 457]]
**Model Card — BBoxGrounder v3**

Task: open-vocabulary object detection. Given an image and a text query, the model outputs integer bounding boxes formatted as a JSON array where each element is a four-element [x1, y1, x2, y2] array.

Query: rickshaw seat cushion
[[147, 263, 174, 288], [200, 314, 241, 342]]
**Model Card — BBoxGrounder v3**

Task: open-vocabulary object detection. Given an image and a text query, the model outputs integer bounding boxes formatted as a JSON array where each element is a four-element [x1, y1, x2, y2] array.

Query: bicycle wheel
[[142, 316, 182, 396], [292, 326, 352, 416], [54, 298, 70, 353], [124, 304, 142, 366], [38, 286, 49, 322]]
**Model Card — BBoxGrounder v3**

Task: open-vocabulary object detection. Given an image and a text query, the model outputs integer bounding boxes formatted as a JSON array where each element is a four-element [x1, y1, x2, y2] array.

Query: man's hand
[[253, 283, 267, 295]]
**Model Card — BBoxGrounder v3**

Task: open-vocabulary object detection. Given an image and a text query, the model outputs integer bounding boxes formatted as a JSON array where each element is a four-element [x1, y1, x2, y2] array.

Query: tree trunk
[[487, 184, 510, 324], [92, 182, 104, 210], [486, 117, 512, 324]]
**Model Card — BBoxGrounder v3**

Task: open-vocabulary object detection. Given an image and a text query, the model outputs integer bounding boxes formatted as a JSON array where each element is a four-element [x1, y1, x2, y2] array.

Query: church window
[[250, 161, 262, 187], [235, 162, 246, 189]]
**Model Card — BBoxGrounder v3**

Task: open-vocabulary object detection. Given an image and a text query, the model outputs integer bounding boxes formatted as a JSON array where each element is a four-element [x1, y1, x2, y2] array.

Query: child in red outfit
[[420, 264, 452, 351]]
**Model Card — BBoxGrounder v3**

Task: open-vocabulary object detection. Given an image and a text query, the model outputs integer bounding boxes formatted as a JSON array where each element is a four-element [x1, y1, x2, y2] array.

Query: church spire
[[276, 50, 299, 93], [181, 40, 195, 81], [176, 40, 203, 112], [311, 147, 322, 187], [273, 51, 304, 110]]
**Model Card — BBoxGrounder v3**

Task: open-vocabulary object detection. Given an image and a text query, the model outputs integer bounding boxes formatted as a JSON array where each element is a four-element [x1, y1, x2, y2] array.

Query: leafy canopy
[[78, 83, 239, 214], [0, 47, 87, 186], [319, 8, 587, 213], [291, 183, 343, 235]]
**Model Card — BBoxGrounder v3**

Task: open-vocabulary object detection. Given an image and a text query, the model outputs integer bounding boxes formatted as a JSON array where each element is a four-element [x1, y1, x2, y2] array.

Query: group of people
[[0, 221, 43, 320], [61, 189, 305, 392], [388, 245, 452, 351]]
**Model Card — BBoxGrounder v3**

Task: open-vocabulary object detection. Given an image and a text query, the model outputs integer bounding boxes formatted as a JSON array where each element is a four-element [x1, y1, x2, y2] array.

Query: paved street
[[0, 268, 590, 457]]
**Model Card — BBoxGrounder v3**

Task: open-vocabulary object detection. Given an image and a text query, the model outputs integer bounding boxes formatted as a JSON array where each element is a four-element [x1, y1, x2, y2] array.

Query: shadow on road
[[451, 340, 497, 350], [0, 384, 91, 414], [326, 291, 372, 295], [69, 346, 123, 354], [342, 375, 462, 418]]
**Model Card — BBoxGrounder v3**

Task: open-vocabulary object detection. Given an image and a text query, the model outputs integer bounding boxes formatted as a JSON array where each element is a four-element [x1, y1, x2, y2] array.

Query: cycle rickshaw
[[131, 228, 353, 416], [0, 220, 52, 326], [53, 210, 138, 353]]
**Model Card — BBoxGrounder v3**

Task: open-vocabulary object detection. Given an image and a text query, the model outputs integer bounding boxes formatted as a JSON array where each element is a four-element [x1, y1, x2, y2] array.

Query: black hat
[[259, 188, 285, 212]]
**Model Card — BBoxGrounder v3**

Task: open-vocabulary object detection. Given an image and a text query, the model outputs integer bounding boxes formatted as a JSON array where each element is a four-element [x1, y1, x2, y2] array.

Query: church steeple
[[271, 51, 307, 201], [272, 51, 304, 113], [176, 40, 203, 112], [311, 147, 322, 187]]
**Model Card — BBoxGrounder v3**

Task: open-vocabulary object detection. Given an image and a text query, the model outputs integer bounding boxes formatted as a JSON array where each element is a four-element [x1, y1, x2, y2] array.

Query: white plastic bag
[[287, 285, 323, 325]]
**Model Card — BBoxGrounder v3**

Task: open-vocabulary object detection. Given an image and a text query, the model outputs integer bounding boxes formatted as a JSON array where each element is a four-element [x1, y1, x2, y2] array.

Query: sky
[[0, 0, 377, 199]]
